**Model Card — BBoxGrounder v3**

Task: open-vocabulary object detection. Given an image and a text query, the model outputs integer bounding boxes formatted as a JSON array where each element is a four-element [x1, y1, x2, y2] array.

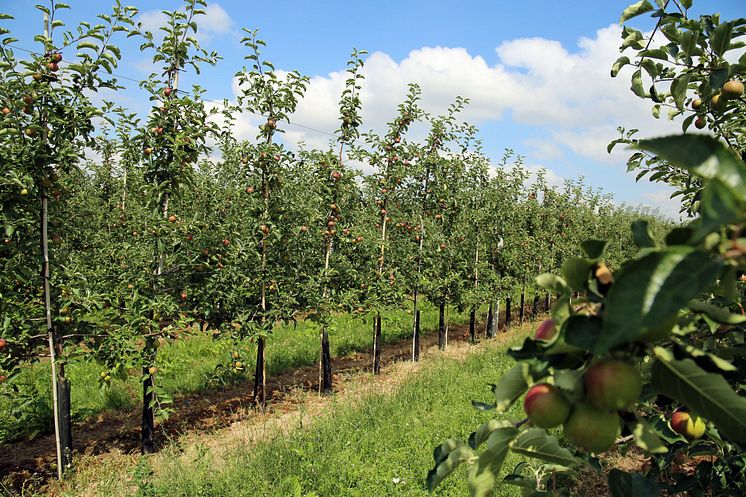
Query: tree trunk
[[320, 327, 332, 394], [413, 309, 421, 362], [485, 303, 493, 339], [438, 302, 446, 350], [505, 297, 512, 328], [141, 340, 156, 454], [253, 337, 266, 409], [492, 300, 500, 335], [519, 289, 526, 325], [56, 372, 72, 470], [469, 308, 476, 343], [372, 312, 382, 374], [545, 293, 550, 312], [532, 294, 540, 317]]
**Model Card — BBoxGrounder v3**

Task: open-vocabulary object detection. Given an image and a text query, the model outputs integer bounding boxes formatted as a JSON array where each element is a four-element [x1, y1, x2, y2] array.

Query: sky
[[3, 0, 745, 218]]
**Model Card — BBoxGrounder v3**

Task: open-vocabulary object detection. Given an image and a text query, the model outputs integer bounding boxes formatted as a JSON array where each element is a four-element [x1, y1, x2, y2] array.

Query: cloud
[[136, 3, 234, 44]]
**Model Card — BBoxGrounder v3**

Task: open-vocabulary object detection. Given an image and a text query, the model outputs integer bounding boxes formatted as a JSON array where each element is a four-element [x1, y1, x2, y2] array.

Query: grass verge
[[58, 323, 533, 497]]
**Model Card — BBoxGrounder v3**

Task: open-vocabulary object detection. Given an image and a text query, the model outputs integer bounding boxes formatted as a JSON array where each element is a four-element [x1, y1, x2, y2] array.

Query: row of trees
[[0, 0, 670, 478]]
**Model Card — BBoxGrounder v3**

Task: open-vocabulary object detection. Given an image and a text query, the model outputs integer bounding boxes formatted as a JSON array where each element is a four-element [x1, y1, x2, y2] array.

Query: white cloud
[[136, 3, 234, 44]]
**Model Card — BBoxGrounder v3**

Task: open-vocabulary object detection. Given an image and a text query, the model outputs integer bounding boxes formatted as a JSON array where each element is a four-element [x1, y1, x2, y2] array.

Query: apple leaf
[[489, 363, 529, 413], [608, 469, 660, 497], [581, 239, 608, 259], [599, 248, 720, 353], [619, 0, 655, 24], [651, 349, 746, 442], [469, 419, 513, 450], [631, 418, 668, 454], [561, 257, 594, 291], [467, 427, 519, 497], [510, 428, 580, 467], [631, 220, 656, 248], [535, 273, 568, 294], [687, 300, 746, 325], [426, 439, 476, 491], [564, 315, 604, 351]]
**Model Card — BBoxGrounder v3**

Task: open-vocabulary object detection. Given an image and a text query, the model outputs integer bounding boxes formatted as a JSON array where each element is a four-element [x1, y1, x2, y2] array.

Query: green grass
[[71, 325, 533, 497], [0, 302, 473, 443]]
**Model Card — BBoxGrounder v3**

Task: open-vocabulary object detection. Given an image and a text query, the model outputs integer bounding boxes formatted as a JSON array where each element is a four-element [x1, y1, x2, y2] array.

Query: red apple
[[534, 319, 557, 341]]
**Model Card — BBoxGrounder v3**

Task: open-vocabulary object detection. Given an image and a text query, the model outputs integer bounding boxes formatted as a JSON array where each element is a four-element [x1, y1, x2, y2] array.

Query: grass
[[58, 323, 534, 497], [0, 302, 473, 443]]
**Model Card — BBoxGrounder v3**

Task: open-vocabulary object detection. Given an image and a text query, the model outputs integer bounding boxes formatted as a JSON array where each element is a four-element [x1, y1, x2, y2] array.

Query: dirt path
[[1, 312, 533, 492]]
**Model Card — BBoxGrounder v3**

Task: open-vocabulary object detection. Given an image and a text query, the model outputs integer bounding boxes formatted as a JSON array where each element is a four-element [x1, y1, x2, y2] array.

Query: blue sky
[[3, 1, 745, 218]]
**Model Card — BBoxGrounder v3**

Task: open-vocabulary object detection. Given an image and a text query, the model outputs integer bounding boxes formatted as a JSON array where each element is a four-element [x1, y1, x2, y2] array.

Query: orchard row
[[0, 0, 672, 474]]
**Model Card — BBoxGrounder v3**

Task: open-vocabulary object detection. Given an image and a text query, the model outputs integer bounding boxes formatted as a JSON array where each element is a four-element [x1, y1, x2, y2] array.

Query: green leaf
[[631, 220, 656, 248], [688, 300, 746, 325], [673, 341, 738, 372], [680, 30, 699, 56], [611, 56, 630, 77], [693, 178, 746, 242], [510, 428, 580, 467], [619, 0, 655, 24], [630, 69, 646, 97], [561, 257, 594, 291], [632, 418, 668, 454], [600, 248, 720, 352], [490, 364, 529, 413], [651, 349, 746, 442], [469, 419, 513, 449], [670, 73, 691, 110], [636, 135, 746, 197], [608, 469, 660, 497], [426, 439, 476, 491], [711, 22, 734, 57], [467, 427, 519, 497], [535, 274, 568, 294], [564, 315, 604, 351], [581, 239, 608, 259], [639, 48, 668, 61]]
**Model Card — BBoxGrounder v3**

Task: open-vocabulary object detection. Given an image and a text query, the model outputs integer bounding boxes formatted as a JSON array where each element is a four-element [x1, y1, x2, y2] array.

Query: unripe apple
[[20, 188, 29, 195], [563, 402, 621, 453], [710, 93, 726, 111], [144, 147, 153, 156], [670, 411, 706, 441], [534, 319, 557, 341], [524, 383, 571, 428], [232, 351, 240, 359], [694, 117, 706, 129], [584, 360, 642, 411], [691, 98, 702, 110], [32, 73, 43, 82], [148, 366, 158, 375], [721, 80, 744, 100], [24, 128, 37, 138]]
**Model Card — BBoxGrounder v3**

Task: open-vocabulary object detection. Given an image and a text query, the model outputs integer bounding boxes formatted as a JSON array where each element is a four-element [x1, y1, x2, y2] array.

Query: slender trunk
[[438, 302, 446, 350], [469, 308, 476, 344], [413, 309, 420, 362], [372, 312, 382, 374], [532, 294, 540, 317], [492, 300, 500, 335], [253, 337, 266, 407], [141, 338, 156, 454], [545, 293, 550, 313], [412, 289, 420, 362], [485, 303, 493, 339], [519, 288, 526, 325], [505, 296, 512, 328], [319, 328, 332, 394], [56, 373, 72, 469]]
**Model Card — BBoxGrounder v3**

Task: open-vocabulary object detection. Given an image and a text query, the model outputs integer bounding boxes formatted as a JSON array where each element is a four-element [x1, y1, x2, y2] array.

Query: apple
[[100, 371, 108, 378], [0, 338, 7, 349], [245, 186, 255, 194], [2, 239, 10, 245], [356, 235, 363, 242], [524, 383, 571, 428], [168, 214, 177, 223], [47, 62, 59, 72], [594, 262, 613, 285], [267, 118, 276, 129], [694, 117, 706, 129], [0, 375, 6, 383], [1, 107, 10, 116], [144, 147, 153, 156], [260, 224, 270, 235], [534, 319, 557, 341], [148, 366, 158, 375], [23, 95, 34, 105], [299, 226, 308, 233], [62, 316, 72, 324], [223, 239, 230, 246], [163, 87, 173, 97], [232, 351, 240, 359], [186, 233, 193, 241], [691, 98, 702, 110], [584, 360, 642, 411], [721, 80, 744, 100], [710, 94, 726, 111], [23, 106, 33, 115], [563, 402, 621, 453], [24, 128, 37, 138], [20, 188, 29, 195], [51, 53, 62, 63], [32, 73, 43, 82], [331, 171, 342, 180], [181, 291, 188, 300], [670, 411, 706, 441]]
